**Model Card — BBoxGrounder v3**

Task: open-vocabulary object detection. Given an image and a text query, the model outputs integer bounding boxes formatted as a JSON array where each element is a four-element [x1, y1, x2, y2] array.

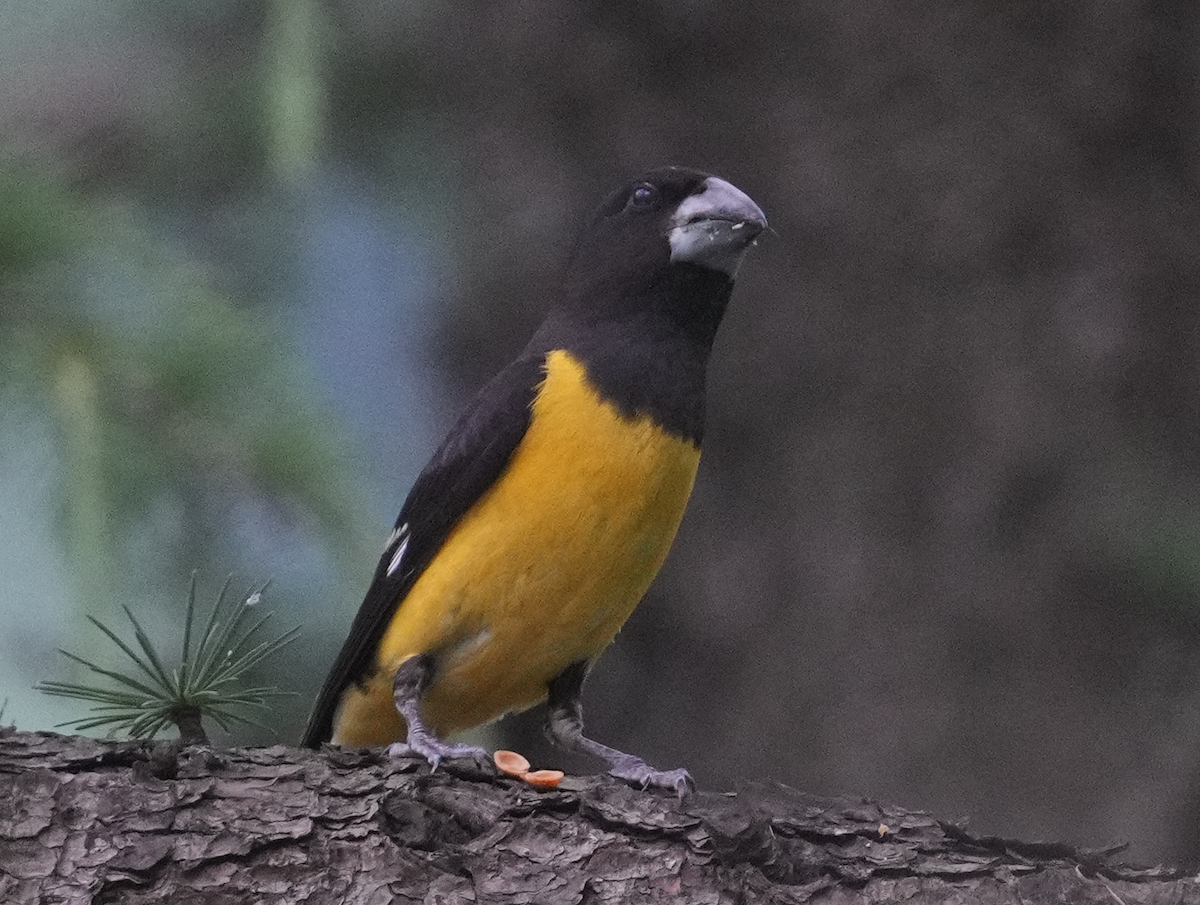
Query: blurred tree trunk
[[0, 728, 1191, 904]]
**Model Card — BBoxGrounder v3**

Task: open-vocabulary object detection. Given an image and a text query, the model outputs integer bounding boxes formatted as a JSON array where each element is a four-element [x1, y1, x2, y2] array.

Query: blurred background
[[2, 0, 1199, 868]]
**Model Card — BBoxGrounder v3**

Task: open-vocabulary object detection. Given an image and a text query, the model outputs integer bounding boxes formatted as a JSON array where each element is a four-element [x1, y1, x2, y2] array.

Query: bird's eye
[[630, 183, 657, 208]]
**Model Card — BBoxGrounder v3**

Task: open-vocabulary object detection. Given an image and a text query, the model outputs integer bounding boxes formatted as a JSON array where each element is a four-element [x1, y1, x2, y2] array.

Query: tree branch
[[0, 728, 1191, 904]]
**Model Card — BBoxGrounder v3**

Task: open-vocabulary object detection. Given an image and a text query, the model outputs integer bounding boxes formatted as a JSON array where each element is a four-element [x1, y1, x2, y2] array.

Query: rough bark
[[0, 727, 1191, 904]]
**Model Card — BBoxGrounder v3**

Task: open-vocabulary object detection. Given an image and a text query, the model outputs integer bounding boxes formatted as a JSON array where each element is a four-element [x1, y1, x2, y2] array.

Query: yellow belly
[[333, 349, 701, 745]]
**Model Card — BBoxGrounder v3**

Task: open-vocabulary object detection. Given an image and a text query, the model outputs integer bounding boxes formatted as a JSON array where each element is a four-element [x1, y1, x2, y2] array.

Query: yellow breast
[[333, 349, 701, 744]]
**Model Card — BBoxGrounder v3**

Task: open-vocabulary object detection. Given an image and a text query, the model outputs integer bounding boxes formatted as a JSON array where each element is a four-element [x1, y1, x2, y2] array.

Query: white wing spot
[[386, 524, 411, 577], [382, 524, 407, 552]]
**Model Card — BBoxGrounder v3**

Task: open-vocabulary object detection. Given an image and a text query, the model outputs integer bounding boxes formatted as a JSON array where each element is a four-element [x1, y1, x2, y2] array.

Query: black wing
[[301, 351, 546, 746]]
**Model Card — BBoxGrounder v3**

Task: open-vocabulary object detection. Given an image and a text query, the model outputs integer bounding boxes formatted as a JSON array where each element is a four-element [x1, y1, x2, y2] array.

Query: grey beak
[[667, 177, 767, 275]]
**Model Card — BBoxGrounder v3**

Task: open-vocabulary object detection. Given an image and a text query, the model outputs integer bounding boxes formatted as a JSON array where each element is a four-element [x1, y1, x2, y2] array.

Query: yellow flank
[[332, 349, 701, 746]]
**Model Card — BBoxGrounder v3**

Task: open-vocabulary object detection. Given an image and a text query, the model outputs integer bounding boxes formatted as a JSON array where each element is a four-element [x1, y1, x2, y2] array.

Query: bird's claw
[[608, 756, 694, 799], [387, 739, 490, 772]]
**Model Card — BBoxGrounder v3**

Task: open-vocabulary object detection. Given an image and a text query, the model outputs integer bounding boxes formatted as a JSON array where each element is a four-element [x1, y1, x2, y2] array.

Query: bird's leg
[[545, 661, 694, 798], [387, 654, 489, 770]]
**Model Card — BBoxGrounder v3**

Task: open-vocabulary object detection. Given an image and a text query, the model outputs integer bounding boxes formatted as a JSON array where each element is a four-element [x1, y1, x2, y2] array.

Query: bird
[[301, 166, 766, 794]]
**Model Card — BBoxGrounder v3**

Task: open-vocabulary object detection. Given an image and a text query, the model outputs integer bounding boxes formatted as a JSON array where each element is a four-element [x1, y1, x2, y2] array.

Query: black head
[[565, 166, 767, 302], [534, 167, 766, 442]]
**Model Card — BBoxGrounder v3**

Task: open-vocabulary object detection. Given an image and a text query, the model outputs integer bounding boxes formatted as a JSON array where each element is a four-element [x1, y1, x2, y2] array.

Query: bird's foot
[[607, 754, 694, 799], [386, 737, 490, 772]]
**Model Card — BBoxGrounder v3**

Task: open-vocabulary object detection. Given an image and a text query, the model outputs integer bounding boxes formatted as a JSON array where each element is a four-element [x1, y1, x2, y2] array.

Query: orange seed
[[493, 750, 531, 777], [523, 769, 564, 789]]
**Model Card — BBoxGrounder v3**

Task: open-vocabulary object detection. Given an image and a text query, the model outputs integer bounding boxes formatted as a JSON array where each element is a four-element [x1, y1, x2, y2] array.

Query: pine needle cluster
[[38, 576, 298, 744]]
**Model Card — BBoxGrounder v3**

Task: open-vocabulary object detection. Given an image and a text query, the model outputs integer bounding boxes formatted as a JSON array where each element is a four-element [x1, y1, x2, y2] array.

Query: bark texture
[[0, 728, 1192, 904]]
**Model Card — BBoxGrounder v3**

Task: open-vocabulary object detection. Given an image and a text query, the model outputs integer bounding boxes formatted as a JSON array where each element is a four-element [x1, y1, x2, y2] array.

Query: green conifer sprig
[[38, 575, 299, 744]]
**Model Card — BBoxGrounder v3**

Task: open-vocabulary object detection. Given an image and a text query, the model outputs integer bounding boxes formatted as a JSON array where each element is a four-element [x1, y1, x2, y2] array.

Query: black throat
[[530, 263, 735, 445]]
